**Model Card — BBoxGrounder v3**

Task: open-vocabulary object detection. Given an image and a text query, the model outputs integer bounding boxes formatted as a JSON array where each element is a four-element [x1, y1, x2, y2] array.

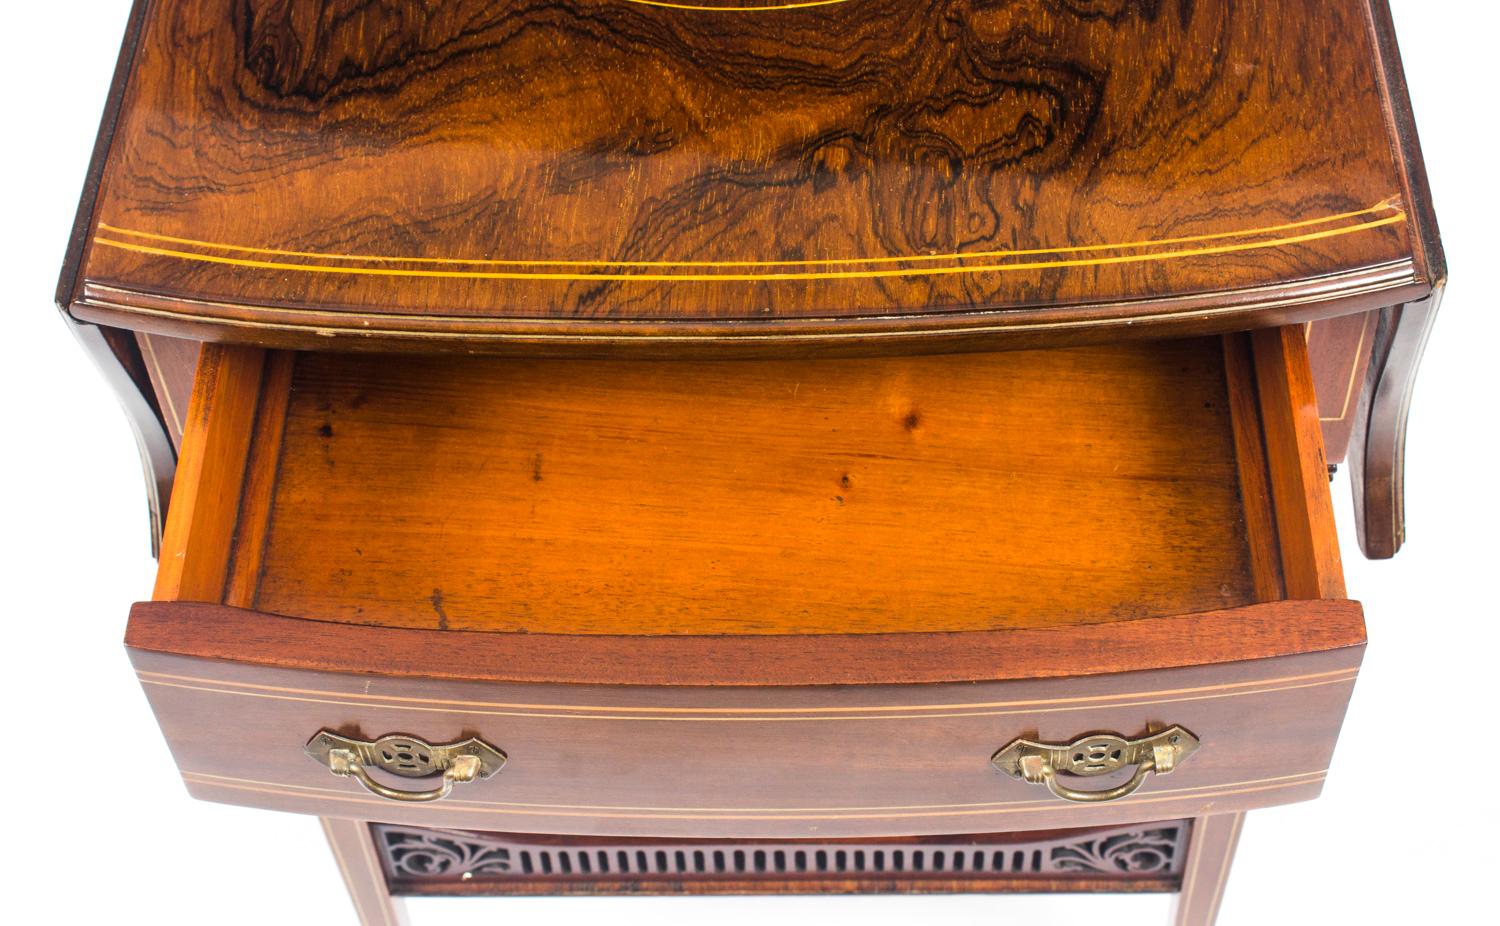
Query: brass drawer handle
[[991, 726, 1200, 804], [304, 731, 506, 803]]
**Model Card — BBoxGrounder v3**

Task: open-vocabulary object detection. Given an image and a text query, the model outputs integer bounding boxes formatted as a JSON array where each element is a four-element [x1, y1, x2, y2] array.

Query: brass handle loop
[[992, 726, 1200, 804], [327, 748, 479, 803], [305, 731, 506, 804]]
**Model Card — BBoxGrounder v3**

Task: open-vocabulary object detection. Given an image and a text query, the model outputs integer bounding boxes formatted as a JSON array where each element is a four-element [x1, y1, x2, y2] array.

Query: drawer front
[[131, 643, 1360, 838], [133, 327, 1360, 837]]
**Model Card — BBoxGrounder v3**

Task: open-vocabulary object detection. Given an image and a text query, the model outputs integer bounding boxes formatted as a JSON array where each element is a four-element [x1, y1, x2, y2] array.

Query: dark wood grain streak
[[64, 0, 1435, 352]]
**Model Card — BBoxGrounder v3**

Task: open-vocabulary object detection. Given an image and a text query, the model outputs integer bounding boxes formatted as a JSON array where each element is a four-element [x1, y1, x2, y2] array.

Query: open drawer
[[128, 328, 1362, 837]]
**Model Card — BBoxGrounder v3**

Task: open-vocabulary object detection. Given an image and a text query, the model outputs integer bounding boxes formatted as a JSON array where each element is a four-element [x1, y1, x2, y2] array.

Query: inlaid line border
[[187, 768, 1328, 816], [135, 668, 1359, 722], [1311, 311, 1372, 423], [78, 256, 1420, 345], [320, 819, 399, 926], [136, 332, 185, 437], [1204, 812, 1246, 922], [92, 201, 1405, 283], [97, 201, 1399, 270], [182, 769, 1327, 821]]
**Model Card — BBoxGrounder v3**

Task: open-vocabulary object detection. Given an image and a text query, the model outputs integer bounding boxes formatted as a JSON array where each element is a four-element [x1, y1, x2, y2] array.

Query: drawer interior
[[156, 329, 1340, 636], [133, 328, 1359, 833]]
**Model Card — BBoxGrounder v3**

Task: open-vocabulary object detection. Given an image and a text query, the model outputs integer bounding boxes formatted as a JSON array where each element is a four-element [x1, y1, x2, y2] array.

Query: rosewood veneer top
[[59, 0, 1440, 354]]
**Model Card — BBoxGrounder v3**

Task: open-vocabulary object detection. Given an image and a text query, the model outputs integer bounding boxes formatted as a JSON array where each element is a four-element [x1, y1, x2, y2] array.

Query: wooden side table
[[57, 2, 1442, 924]]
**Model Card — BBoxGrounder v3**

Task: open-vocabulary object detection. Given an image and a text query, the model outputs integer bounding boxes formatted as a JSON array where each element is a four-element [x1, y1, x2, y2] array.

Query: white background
[[2, 2, 1494, 922]]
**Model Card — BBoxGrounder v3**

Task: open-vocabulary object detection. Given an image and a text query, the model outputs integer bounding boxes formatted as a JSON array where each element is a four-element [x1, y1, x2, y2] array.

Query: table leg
[[1349, 291, 1442, 558], [1170, 812, 1245, 926], [321, 817, 412, 926]]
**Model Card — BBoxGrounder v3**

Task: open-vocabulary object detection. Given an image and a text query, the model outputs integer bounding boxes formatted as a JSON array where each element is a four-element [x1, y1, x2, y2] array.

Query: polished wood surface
[[321, 818, 411, 926], [64, 0, 1436, 351], [1170, 813, 1244, 926], [128, 324, 1361, 838], [127, 599, 1365, 687], [152, 343, 266, 602], [1308, 313, 1376, 464], [248, 338, 1260, 635], [1349, 292, 1441, 558], [56, 0, 1447, 569], [135, 332, 199, 448], [1250, 326, 1345, 600], [131, 644, 1359, 838], [67, 321, 176, 553], [1342, 0, 1446, 559], [132, 325, 1368, 659], [53, 4, 1444, 921]]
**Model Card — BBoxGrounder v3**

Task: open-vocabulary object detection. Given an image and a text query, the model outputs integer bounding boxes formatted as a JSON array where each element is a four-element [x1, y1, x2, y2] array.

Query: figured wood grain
[[66, 0, 1435, 351], [247, 338, 1258, 635]]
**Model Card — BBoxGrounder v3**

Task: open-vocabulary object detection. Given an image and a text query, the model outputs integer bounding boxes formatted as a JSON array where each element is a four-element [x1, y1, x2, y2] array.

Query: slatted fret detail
[[374, 823, 1187, 891]]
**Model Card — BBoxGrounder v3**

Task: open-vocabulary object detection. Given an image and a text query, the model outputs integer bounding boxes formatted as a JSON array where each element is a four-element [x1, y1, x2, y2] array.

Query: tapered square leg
[[321, 818, 411, 926], [1171, 812, 1245, 926]]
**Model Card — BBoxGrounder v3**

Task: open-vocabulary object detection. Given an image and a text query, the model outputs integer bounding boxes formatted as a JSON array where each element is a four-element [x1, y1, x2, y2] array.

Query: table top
[[60, 0, 1441, 354]]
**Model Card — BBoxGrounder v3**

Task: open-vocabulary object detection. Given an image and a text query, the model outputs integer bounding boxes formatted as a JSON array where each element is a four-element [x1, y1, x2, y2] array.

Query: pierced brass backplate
[[305, 731, 506, 803], [991, 726, 1200, 804]]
